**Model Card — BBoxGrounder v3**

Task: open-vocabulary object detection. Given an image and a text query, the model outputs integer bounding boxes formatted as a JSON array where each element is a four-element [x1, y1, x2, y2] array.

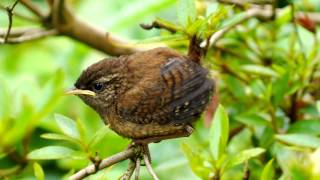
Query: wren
[[67, 47, 214, 143]]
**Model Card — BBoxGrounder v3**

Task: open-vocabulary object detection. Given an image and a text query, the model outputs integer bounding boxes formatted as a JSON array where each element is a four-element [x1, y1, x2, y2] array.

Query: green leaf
[[137, 33, 187, 44], [235, 114, 269, 127], [272, 72, 290, 106], [275, 6, 292, 26], [241, 65, 278, 77], [210, 104, 229, 162], [288, 120, 320, 136], [54, 114, 80, 139], [40, 133, 81, 145], [33, 163, 45, 180], [177, 0, 196, 27], [88, 126, 110, 150], [222, 148, 265, 172], [181, 143, 212, 179], [260, 159, 274, 180], [275, 134, 320, 148], [317, 101, 320, 114], [250, 79, 266, 98], [27, 146, 75, 160]]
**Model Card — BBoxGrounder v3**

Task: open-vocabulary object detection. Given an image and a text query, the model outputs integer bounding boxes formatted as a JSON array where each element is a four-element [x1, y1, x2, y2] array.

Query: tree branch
[[69, 147, 137, 180], [0, 4, 39, 23], [20, 0, 46, 18], [4, 0, 19, 43], [209, 7, 273, 46], [0, 29, 58, 44], [119, 160, 136, 180], [144, 153, 159, 180], [208, 3, 320, 47]]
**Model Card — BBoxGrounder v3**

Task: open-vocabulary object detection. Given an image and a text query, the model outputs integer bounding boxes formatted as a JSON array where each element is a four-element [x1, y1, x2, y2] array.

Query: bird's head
[[66, 58, 125, 116]]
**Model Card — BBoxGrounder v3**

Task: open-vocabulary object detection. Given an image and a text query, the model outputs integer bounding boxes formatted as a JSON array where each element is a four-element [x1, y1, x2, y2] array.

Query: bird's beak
[[65, 88, 96, 96]]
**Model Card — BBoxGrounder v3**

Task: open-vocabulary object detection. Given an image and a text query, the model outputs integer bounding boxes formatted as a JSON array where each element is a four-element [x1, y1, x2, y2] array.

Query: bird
[[67, 47, 214, 144]]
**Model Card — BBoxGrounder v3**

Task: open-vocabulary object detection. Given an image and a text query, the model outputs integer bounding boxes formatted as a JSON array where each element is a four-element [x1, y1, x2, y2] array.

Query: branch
[[208, 3, 320, 47], [0, 4, 39, 23], [119, 160, 136, 180], [4, 0, 19, 43], [69, 147, 137, 180], [144, 153, 159, 180], [209, 7, 273, 46], [135, 158, 141, 180], [0, 29, 58, 44], [140, 19, 180, 33], [20, 0, 46, 18]]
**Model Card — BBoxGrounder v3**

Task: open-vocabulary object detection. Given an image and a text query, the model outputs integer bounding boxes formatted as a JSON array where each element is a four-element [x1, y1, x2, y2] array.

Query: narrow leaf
[[241, 65, 278, 77], [288, 120, 320, 136], [235, 114, 269, 127], [276, 134, 320, 148], [54, 114, 80, 139], [181, 143, 212, 179], [40, 133, 81, 145], [33, 163, 45, 180], [210, 105, 229, 161], [260, 159, 274, 180], [88, 126, 110, 150], [223, 148, 265, 171], [27, 146, 75, 160]]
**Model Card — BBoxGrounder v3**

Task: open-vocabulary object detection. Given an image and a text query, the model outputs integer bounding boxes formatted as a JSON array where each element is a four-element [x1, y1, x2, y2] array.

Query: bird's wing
[[117, 57, 214, 125]]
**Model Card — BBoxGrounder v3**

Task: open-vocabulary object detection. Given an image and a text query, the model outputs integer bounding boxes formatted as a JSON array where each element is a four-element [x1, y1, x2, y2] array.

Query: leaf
[[224, 75, 246, 100], [88, 126, 110, 150], [317, 101, 320, 114], [210, 105, 229, 162], [222, 148, 265, 172], [137, 33, 187, 44], [288, 120, 320, 136], [27, 146, 75, 160], [241, 65, 278, 77], [33, 163, 45, 180], [250, 79, 266, 98], [275, 6, 292, 26], [260, 159, 274, 180], [181, 143, 212, 179], [40, 133, 81, 145], [235, 114, 269, 127], [275, 134, 320, 148], [54, 114, 80, 139], [271, 72, 290, 106], [177, 0, 196, 27]]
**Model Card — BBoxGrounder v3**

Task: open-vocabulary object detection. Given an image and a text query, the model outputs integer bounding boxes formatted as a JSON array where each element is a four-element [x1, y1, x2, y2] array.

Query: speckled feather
[[74, 47, 214, 139]]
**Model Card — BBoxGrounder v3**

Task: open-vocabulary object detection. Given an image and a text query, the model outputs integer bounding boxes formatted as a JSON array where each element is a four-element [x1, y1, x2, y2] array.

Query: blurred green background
[[1, 0, 320, 179]]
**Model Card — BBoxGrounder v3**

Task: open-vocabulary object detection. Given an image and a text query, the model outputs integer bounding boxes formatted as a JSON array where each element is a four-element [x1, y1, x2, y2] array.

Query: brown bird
[[67, 47, 214, 144]]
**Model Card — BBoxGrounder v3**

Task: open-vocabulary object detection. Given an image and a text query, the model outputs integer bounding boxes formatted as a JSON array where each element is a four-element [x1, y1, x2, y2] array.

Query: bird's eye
[[93, 82, 104, 92]]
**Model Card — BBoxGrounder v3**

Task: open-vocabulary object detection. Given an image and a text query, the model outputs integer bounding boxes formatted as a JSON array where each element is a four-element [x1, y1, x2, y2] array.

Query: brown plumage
[[71, 47, 214, 142]]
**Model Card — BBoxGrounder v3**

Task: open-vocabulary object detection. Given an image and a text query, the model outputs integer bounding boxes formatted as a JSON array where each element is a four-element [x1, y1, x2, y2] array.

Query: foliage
[[0, 0, 320, 179]]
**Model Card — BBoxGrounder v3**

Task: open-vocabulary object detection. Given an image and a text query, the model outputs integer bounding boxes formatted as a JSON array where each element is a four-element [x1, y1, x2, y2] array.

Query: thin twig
[[0, 4, 39, 22], [120, 160, 136, 180], [209, 1, 320, 47], [69, 147, 137, 180], [0, 27, 36, 37], [0, 29, 58, 44], [20, 0, 45, 18], [208, 7, 273, 47], [140, 19, 180, 33], [135, 158, 141, 180], [143, 153, 159, 180], [4, 0, 19, 43]]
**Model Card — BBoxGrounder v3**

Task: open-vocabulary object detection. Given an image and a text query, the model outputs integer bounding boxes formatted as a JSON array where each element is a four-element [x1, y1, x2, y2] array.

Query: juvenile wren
[[67, 47, 214, 143]]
